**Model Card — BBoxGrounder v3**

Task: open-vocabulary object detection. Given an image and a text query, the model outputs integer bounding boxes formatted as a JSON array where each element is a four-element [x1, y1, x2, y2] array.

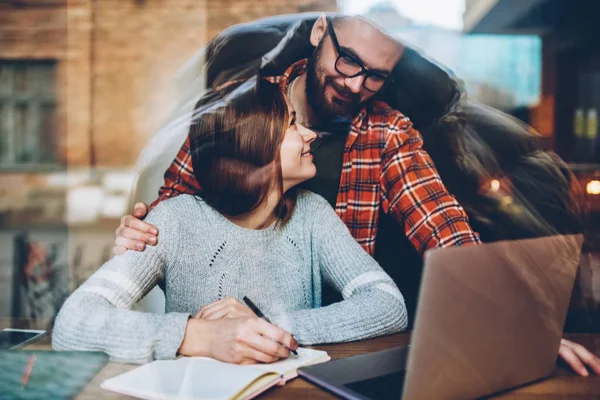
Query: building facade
[[0, 0, 337, 319]]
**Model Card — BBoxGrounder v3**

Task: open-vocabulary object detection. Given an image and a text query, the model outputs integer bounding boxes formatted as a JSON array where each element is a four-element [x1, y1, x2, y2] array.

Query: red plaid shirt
[[151, 60, 481, 255]]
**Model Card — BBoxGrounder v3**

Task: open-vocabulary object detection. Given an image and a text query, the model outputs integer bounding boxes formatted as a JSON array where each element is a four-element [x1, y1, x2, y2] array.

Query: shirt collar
[[278, 59, 308, 90]]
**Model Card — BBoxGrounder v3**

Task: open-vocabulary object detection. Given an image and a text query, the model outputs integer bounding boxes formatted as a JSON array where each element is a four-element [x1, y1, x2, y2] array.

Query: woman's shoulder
[[147, 194, 208, 223], [296, 190, 331, 206], [152, 194, 201, 211], [294, 190, 336, 218], [289, 191, 346, 243]]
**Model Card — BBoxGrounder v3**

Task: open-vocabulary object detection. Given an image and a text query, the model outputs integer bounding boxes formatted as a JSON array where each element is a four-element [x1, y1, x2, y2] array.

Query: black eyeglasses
[[326, 18, 390, 93]]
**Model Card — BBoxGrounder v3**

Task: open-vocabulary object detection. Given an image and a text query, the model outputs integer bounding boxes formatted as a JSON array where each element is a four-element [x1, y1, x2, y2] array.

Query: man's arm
[[380, 113, 481, 254], [113, 136, 201, 255]]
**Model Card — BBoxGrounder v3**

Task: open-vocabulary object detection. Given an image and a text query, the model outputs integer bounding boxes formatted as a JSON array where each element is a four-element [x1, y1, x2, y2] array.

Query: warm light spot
[[587, 180, 600, 195], [490, 179, 501, 192]]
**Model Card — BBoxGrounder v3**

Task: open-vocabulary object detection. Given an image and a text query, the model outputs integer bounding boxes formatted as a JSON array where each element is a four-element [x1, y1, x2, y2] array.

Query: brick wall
[[1, 0, 337, 316], [1, 0, 337, 170], [0, 0, 337, 224], [93, 0, 335, 167], [206, 0, 336, 41], [66, 0, 93, 166], [91, 0, 208, 167], [0, 0, 70, 164], [0, 1, 66, 59]]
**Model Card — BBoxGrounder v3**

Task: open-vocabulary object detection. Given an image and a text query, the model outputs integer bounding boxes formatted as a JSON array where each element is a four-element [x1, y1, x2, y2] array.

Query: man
[[112, 14, 599, 375]]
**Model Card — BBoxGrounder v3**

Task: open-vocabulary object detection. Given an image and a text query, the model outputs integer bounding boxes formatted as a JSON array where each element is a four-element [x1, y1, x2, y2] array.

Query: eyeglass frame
[[325, 17, 391, 93]]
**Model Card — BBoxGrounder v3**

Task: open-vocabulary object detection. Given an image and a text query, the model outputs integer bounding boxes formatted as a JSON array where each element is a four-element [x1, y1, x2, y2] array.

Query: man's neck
[[226, 190, 280, 230], [289, 74, 322, 128]]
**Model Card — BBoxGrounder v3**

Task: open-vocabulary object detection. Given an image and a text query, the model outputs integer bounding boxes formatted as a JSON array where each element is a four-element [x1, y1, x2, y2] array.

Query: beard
[[306, 40, 362, 122]]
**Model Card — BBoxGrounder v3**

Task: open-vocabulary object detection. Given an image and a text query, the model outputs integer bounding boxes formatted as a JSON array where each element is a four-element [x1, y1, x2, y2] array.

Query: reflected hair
[[189, 79, 297, 225]]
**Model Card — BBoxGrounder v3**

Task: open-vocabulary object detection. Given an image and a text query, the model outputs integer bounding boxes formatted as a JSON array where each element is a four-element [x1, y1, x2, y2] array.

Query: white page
[[102, 348, 329, 400], [102, 357, 272, 400], [251, 348, 329, 375]]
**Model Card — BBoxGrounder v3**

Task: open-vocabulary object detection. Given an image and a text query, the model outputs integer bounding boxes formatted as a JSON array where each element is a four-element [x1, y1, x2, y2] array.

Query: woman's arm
[[52, 201, 190, 364], [270, 194, 408, 345]]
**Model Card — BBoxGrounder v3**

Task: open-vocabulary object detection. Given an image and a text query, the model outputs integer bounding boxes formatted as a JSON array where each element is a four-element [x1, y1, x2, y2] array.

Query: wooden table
[[5, 318, 600, 399]]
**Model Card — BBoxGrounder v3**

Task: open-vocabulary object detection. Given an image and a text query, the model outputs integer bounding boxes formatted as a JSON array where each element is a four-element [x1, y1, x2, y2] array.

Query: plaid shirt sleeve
[[150, 135, 201, 210], [380, 114, 481, 254]]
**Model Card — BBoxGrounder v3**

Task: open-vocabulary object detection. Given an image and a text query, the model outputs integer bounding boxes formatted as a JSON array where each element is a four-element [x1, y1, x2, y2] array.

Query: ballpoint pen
[[243, 296, 299, 357]]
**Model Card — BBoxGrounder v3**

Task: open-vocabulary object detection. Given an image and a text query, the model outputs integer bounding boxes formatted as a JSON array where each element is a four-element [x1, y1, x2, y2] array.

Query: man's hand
[[112, 202, 159, 255], [195, 297, 257, 320], [559, 338, 600, 376]]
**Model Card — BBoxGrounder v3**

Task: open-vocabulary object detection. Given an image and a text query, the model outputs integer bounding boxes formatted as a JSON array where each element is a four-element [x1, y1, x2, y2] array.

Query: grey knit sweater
[[52, 191, 407, 364]]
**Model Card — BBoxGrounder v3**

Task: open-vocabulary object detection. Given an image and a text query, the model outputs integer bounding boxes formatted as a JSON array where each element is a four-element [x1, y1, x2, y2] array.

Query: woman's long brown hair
[[189, 79, 297, 225]]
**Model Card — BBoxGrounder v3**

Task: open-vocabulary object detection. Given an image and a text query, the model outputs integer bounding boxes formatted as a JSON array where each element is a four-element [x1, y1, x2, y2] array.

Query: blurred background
[[1, 0, 599, 328]]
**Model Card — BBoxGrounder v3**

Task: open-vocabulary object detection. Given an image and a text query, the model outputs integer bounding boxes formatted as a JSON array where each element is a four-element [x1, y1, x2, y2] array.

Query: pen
[[21, 354, 36, 389], [243, 296, 298, 357]]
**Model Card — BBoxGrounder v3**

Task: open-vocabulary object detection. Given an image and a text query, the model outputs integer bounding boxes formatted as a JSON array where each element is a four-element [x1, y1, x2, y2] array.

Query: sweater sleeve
[[270, 194, 408, 345], [52, 201, 191, 364]]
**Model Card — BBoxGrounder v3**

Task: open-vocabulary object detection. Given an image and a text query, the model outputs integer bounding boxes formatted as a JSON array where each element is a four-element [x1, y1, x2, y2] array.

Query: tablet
[[0, 328, 47, 350]]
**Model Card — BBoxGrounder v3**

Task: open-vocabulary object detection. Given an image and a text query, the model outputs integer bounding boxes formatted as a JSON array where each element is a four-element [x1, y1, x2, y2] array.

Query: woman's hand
[[195, 297, 257, 320], [178, 317, 298, 364]]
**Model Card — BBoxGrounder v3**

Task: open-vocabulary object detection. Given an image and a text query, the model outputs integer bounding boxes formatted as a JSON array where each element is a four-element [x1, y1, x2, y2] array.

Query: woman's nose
[[298, 123, 317, 144]]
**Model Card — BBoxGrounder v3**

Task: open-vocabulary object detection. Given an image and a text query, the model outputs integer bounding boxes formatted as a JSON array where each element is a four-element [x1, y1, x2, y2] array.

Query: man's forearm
[[381, 122, 481, 253]]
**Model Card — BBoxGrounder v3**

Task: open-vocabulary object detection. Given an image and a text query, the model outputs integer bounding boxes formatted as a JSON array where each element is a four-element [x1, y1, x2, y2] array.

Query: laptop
[[299, 234, 583, 400]]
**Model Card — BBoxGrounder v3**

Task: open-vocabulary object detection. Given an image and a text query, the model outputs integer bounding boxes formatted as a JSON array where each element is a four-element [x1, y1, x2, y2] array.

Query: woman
[[52, 80, 407, 365]]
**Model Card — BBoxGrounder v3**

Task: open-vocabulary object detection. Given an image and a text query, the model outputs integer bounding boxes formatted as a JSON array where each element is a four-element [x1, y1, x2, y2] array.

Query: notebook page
[[102, 357, 278, 400], [251, 347, 330, 377], [235, 348, 330, 399]]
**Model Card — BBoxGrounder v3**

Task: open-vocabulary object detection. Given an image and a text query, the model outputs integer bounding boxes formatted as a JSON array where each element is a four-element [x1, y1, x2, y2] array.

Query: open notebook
[[101, 347, 330, 400]]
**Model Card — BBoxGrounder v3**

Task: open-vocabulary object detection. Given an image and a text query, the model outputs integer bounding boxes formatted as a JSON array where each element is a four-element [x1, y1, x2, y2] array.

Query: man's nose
[[344, 75, 365, 94]]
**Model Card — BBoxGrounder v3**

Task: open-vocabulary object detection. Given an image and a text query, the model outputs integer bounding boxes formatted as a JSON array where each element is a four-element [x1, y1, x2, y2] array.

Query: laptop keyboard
[[344, 371, 406, 400]]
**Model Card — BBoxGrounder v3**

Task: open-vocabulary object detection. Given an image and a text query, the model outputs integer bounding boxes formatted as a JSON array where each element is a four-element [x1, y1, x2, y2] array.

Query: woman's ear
[[309, 14, 328, 47]]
